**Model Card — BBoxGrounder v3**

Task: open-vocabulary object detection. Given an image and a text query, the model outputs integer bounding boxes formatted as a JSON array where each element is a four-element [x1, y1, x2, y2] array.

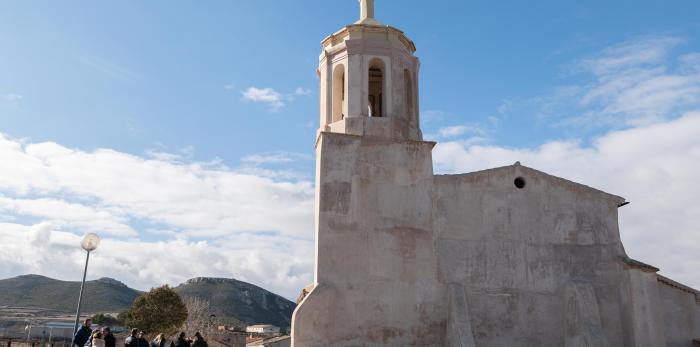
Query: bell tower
[[318, 0, 422, 141], [292, 2, 443, 346]]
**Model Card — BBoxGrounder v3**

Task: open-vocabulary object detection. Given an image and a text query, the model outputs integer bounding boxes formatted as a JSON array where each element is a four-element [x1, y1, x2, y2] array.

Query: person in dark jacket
[[84, 332, 93, 347], [172, 333, 190, 347], [102, 327, 115, 347], [137, 331, 149, 347], [124, 329, 139, 347], [190, 333, 207, 347], [73, 319, 93, 347]]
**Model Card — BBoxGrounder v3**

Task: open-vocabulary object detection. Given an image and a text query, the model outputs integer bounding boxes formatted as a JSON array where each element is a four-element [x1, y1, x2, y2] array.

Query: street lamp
[[208, 314, 216, 334], [71, 233, 101, 347]]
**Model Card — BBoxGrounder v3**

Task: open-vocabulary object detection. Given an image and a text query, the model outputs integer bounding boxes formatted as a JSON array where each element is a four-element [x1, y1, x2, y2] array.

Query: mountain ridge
[[0, 274, 295, 327], [0, 274, 140, 313], [174, 277, 296, 327]]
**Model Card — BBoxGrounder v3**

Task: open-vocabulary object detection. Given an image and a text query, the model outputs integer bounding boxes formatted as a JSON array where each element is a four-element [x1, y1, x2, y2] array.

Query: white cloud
[[576, 37, 700, 126], [0, 196, 135, 236], [0, 222, 314, 299], [145, 146, 196, 163], [243, 153, 293, 164], [502, 36, 700, 129], [437, 125, 486, 139], [294, 87, 312, 96], [0, 134, 315, 299], [27, 222, 53, 248], [241, 152, 312, 165], [243, 87, 285, 110], [580, 36, 685, 76], [241, 86, 313, 111], [1, 93, 23, 102], [579, 59, 700, 126], [76, 53, 139, 82], [439, 125, 470, 138]]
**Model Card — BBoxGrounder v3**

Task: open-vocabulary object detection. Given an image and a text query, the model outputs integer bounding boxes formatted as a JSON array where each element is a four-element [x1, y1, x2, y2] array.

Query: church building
[[291, 1, 700, 346]]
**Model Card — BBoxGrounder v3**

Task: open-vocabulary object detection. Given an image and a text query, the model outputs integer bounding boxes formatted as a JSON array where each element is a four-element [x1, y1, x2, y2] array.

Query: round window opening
[[514, 177, 526, 189]]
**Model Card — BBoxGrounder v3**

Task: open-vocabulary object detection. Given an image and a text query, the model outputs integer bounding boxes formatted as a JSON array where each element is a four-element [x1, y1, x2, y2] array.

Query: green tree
[[92, 313, 122, 326], [120, 285, 187, 335]]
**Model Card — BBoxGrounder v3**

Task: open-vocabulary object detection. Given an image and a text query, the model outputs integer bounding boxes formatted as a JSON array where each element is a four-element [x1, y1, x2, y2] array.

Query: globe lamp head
[[80, 233, 101, 252]]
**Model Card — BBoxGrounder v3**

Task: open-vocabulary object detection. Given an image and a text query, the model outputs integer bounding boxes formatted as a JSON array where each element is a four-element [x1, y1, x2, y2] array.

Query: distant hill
[[0, 275, 139, 313], [174, 277, 295, 328], [0, 275, 296, 328]]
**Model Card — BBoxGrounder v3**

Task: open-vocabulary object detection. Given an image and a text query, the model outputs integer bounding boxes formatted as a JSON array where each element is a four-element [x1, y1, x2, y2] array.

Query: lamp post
[[208, 314, 216, 334], [25, 324, 31, 343], [71, 233, 101, 347]]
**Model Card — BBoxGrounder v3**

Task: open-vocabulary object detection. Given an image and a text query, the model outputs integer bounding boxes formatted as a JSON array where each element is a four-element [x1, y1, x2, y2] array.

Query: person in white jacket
[[92, 331, 105, 347]]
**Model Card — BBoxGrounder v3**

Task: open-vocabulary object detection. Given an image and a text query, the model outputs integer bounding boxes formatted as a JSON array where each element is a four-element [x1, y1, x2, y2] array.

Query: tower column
[[346, 54, 364, 118]]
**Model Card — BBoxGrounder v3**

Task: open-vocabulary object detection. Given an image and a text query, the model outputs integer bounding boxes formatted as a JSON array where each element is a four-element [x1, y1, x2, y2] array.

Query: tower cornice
[[321, 24, 417, 54]]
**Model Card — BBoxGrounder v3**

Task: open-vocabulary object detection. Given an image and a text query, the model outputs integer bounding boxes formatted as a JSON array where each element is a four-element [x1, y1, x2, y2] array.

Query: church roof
[[436, 162, 627, 205], [621, 256, 660, 273], [657, 275, 700, 303]]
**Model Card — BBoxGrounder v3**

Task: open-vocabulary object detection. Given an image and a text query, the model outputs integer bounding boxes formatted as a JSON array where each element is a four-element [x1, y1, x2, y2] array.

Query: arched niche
[[332, 64, 346, 122], [368, 58, 385, 117], [404, 69, 414, 123]]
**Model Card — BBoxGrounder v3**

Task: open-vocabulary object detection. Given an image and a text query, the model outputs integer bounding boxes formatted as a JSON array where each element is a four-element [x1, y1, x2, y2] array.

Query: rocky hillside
[[0, 275, 139, 313], [174, 277, 295, 328], [0, 275, 295, 327]]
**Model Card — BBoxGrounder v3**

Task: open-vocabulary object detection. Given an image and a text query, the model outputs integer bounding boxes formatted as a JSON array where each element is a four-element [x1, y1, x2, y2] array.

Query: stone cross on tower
[[360, 0, 374, 20], [356, 0, 382, 25]]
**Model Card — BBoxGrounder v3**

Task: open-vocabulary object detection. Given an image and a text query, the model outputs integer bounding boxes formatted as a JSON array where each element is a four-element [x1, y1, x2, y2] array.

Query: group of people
[[73, 319, 209, 347], [73, 320, 115, 347], [128, 330, 208, 347]]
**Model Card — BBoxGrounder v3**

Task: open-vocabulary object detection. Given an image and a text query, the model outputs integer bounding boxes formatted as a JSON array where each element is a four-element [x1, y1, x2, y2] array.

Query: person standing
[[102, 327, 115, 347], [124, 329, 139, 347], [73, 319, 93, 347], [150, 334, 166, 347], [92, 332, 105, 347], [137, 331, 149, 347], [190, 333, 207, 347], [172, 333, 190, 347]]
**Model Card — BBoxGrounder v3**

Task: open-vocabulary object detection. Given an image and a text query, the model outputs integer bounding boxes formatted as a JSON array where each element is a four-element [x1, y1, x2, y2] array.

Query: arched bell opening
[[368, 58, 385, 118], [404, 69, 415, 123], [332, 64, 346, 123]]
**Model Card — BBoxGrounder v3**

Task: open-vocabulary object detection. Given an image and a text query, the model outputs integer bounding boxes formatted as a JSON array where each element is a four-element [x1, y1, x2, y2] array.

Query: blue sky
[[3, 0, 698, 159], [1, 1, 699, 299]]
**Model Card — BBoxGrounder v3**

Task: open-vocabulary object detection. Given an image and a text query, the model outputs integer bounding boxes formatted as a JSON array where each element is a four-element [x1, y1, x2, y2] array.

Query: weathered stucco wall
[[657, 277, 700, 347], [622, 269, 667, 346], [293, 133, 445, 346], [433, 165, 629, 347]]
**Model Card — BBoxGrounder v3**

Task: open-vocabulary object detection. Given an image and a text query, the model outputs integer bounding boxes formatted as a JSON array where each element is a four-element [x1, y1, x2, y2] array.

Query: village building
[[211, 328, 247, 347], [291, 1, 700, 346], [246, 325, 281, 337]]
